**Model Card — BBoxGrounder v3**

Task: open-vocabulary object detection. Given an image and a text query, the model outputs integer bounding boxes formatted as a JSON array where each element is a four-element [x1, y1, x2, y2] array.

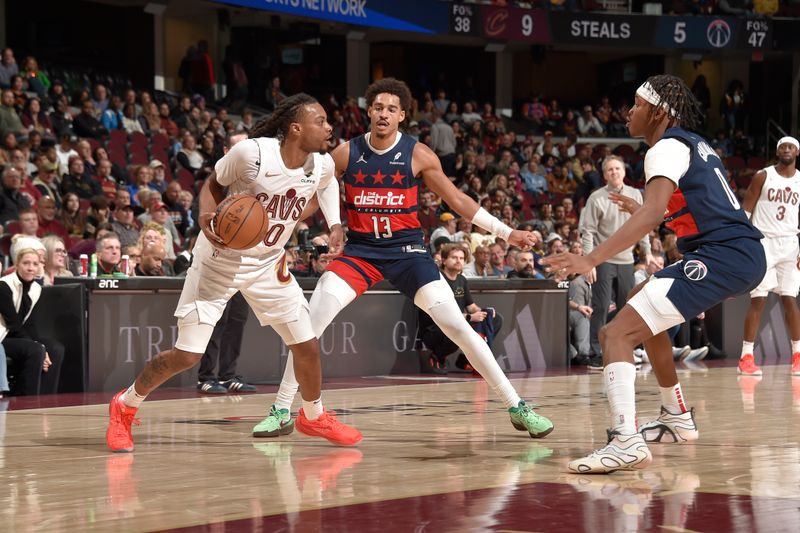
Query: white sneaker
[[672, 346, 691, 360], [683, 346, 709, 362], [639, 407, 699, 443], [568, 432, 653, 474], [633, 348, 647, 365]]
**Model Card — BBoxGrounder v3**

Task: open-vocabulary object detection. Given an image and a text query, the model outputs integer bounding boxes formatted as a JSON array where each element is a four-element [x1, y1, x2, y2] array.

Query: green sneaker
[[509, 400, 554, 438], [252, 405, 294, 438]]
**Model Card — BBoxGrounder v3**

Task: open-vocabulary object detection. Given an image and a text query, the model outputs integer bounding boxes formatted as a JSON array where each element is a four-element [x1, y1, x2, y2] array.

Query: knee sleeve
[[413, 277, 455, 312], [308, 272, 357, 337], [175, 309, 216, 354]]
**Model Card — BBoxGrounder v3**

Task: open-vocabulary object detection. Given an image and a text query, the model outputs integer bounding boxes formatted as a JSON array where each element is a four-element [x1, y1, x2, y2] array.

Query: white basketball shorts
[[174, 236, 312, 353], [751, 235, 800, 298]]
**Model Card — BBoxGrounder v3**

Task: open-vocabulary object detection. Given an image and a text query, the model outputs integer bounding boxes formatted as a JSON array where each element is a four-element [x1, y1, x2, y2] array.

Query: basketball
[[213, 194, 269, 250]]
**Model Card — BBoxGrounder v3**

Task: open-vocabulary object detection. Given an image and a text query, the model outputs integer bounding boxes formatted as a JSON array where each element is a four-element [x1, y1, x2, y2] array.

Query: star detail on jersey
[[391, 170, 404, 184], [353, 170, 367, 184], [371, 170, 386, 184]]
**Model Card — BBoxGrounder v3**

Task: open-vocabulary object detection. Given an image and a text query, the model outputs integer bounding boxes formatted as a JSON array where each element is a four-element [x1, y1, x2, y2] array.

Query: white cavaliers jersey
[[213, 137, 335, 258], [751, 165, 800, 238]]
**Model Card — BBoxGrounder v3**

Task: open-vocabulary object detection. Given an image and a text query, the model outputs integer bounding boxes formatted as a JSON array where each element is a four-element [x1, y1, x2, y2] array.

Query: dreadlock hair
[[364, 77, 412, 116], [249, 93, 319, 140], [645, 74, 704, 132]]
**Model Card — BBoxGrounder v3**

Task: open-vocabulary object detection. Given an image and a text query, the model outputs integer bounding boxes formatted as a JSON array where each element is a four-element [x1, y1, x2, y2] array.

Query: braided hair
[[249, 93, 319, 140], [645, 74, 704, 132]]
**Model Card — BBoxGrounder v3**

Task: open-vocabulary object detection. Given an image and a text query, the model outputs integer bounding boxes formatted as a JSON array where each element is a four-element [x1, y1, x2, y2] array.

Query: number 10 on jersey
[[371, 216, 393, 238]]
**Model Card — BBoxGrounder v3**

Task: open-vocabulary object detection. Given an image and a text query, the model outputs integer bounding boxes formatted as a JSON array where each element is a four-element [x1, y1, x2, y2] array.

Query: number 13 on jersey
[[371, 215, 393, 238]]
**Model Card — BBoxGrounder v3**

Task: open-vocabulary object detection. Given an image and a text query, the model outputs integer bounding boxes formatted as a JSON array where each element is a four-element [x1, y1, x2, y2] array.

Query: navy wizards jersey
[[659, 127, 763, 253], [343, 133, 425, 258]]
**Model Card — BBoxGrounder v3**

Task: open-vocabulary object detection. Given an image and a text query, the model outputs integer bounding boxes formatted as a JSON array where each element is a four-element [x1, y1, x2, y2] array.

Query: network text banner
[[213, 0, 450, 34]]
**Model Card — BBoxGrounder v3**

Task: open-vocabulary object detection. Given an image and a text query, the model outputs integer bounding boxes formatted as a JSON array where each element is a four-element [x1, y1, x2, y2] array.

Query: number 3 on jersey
[[371, 215, 393, 238]]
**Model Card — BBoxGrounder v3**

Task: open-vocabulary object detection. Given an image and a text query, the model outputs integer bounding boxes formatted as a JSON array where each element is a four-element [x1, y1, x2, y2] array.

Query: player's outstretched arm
[[414, 143, 535, 248], [543, 177, 674, 276], [741, 169, 766, 219], [197, 171, 228, 248]]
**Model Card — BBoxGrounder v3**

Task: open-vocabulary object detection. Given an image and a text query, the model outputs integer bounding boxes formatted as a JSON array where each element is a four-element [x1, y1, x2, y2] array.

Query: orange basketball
[[213, 194, 269, 250]]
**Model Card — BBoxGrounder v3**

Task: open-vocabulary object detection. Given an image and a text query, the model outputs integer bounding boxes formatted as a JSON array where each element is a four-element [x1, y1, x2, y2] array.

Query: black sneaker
[[422, 355, 448, 375], [587, 355, 604, 371], [197, 379, 227, 394], [220, 376, 257, 393]]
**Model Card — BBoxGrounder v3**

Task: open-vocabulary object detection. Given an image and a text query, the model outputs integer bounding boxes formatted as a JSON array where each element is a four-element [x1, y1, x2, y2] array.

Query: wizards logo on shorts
[[683, 259, 708, 281]]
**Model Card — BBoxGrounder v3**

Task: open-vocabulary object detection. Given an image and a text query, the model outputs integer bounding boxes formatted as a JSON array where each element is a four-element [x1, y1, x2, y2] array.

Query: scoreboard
[[448, 4, 773, 51]]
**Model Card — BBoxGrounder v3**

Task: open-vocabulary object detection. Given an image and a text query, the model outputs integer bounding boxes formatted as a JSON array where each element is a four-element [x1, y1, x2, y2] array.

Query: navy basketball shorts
[[629, 238, 766, 334], [326, 253, 442, 299]]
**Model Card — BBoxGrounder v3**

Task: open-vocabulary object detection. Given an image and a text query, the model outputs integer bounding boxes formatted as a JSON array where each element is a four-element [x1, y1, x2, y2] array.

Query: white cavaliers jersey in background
[[751, 165, 800, 238], [213, 137, 335, 258]]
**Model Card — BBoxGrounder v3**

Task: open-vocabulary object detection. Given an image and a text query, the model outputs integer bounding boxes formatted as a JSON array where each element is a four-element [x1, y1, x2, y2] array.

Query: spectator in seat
[[0, 89, 24, 138], [101, 95, 124, 132], [507, 250, 545, 279], [0, 47, 18, 89], [127, 165, 158, 205], [138, 200, 180, 255], [75, 139, 96, 179], [489, 242, 510, 276], [20, 97, 53, 138], [135, 241, 172, 276], [36, 196, 69, 241], [158, 102, 178, 139], [95, 159, 119, 202], [179, 190, 194, 229], [94, 146, 128, 185], [121, 103, 144, 135], [50, 98, 73, 140], [58, 192, 86, 240], [41, 235, 73, 285], [0, 245, 64, 395], [72, 99, 107, 140], [429, 212, 457, 252], [54, 131, 77, 176], [141, 102, 163, 137], [578, 105, 604, 137], [110, 203, 140, 249], [61, 155, 101, 200], [0, 165, 31, 225], [94, 232, 124, 276], [148, 160, 168, 194], [122, 244, 141, 276], [17, 207, 38, 237], [91, 84, 109, 115], [162, 181, 188, 236], [83, 195, 110, 239], [138, 220, 176, 263], [463, 244, 493, 277], [176, 132, 204, 174], [419, 244, 503, 374], [32, 155, 62, 207]]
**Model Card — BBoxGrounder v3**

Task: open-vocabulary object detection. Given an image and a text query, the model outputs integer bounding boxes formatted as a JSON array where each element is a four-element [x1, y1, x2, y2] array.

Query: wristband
[[472, 207, 513, 241]]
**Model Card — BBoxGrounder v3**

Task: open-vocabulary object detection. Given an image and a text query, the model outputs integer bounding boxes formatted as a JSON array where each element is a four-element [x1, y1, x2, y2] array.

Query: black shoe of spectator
[[587, 355, 604, 371], [422, 355, 448, 375], [197, 380, 227, 394], [220, 376, 257, 393], [703, 343, 727, 360], [571, 354, 592, 366]]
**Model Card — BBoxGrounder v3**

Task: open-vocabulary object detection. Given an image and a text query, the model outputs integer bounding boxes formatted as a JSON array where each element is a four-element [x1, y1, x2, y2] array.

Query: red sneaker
[[737, 353, 762, 376], [792, 352, 800, 376], [295, 408, 362, 446], [106, 389, 141, 453]]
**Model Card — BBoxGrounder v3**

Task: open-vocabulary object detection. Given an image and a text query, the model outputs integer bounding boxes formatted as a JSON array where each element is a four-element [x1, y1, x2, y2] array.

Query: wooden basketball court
[[1, 362, 799, 532]]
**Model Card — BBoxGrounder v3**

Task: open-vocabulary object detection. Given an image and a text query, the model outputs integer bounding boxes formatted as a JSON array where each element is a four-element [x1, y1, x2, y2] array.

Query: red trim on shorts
[[327, 256, 384, 296]]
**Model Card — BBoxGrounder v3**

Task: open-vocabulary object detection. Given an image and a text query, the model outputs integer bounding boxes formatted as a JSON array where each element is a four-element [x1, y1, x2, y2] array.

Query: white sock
[[741, 341, 755, 359], [272, 273, 356, 412], [274, 352, 297, 411], [120, 383, 145, 408], [604, 362, 638, 435], [660, 383, 688, 413], [792, 340, 800, 354], [419, 288, 520, 408], [303, 397, 324, 420]]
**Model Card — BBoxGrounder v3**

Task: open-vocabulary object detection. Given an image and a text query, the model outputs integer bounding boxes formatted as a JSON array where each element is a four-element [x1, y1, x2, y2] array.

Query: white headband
[[777, 136, 799, 150], [636, 81, 678, 118]]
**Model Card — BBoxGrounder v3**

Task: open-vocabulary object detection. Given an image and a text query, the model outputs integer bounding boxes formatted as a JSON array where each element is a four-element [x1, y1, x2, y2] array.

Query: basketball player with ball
[[542, 75, 766, 473], [253, 78, 554, 441], [106, 94, 362, 452]]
